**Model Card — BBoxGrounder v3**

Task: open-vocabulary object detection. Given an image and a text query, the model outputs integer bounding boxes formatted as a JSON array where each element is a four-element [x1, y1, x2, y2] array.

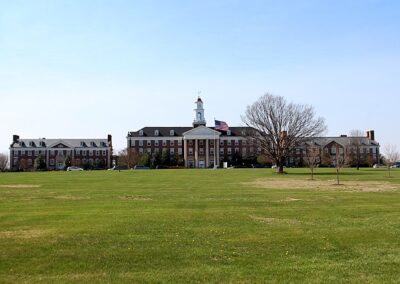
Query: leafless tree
[[305, 143, 320, 180], [0, 153, 8, 172], [349, 129, 364, 170], [118, 148, 139, 168], [242, 94, 327, 174], [383, 144, 399, 177]]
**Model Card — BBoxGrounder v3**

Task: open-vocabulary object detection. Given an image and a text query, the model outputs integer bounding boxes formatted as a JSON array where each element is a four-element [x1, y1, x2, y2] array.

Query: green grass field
[[0, 168, 399, 283]]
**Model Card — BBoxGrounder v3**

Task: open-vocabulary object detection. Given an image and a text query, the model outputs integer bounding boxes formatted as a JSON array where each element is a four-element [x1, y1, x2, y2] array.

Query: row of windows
[[13, 150, 108, 157], [132, 139, 252, 147], [138, 147, 259, 156]]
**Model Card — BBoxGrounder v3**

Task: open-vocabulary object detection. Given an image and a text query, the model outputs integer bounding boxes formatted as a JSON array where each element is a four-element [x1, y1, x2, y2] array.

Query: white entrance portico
[[182, 126, 221, 168]]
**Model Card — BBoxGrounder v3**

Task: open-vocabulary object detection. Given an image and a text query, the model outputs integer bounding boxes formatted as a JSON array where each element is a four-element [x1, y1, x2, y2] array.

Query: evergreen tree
[[34, 155, 47, 170]]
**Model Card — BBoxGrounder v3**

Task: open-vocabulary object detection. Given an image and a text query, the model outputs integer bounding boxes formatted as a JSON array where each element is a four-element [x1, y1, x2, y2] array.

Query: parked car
[[390, 164, 400, 168], [108, 165, 129, 170], [134, 165, 150, 170], [67, 166, 83, 171], [373, 164, 385, 168]]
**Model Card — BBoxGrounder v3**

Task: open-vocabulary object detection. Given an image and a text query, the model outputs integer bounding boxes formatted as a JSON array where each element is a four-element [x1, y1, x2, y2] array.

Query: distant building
[[128, 98, 380, 168], [9, 135, 113, 171]]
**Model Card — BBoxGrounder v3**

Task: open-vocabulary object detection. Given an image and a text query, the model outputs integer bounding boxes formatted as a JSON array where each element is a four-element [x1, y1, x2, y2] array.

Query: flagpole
[[214, 117, 216, 169]]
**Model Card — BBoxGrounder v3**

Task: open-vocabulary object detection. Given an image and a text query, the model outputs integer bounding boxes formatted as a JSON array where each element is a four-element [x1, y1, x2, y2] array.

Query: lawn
[[0, 168, 399, 283]]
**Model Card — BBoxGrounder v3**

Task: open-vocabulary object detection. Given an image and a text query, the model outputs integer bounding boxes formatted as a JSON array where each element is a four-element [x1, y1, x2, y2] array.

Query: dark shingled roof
[[127, 126, 252, 137]]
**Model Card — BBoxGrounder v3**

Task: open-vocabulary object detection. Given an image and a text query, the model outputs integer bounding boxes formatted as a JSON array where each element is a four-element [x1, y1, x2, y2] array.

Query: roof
[[127, 126, 251, 138], [10, 138, 111, 149]]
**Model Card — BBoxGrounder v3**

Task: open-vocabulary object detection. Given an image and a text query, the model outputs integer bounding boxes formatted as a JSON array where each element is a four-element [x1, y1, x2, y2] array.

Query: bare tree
[[383, 144, 399, 177], [242, 94, 327, 173], [349, 129, 364, 170], [305, 143, 320, 180], [118, 148, 139, 168], [0, 153, 9, 172]]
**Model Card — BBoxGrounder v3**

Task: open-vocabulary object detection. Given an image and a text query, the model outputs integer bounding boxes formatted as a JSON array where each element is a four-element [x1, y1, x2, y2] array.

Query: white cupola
[[193, 97, 206, 127]]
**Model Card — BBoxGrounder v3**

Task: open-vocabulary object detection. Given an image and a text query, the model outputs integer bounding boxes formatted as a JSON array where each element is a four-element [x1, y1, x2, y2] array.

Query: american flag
[[215, 120, 229, 131]]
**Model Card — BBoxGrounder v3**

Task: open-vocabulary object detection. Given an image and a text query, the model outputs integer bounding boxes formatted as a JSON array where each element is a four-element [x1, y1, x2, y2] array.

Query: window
[[29, 141, 34, 146], [210, 148, 214, 155], [80, 141, 85, 147], [147, 148, 151, 154], [170, 130, 174, 136], [235, 140, 239, 146], [189, 148, 193, 155], [235, 148, 239, 153], [220, 140, 224, 146], [199, 140, 203, 146], [82, 150, 86, 156], [227, 148, 232, 155], [139, 140, 143, 146], [27, 159, 32, 166], [90, 141, 96, 147], [199, 148, 204, 155], [220, 149, 224, 155], [89, 159, 94, 165], [131, 140, 136, 146], [14, 151, 18, 157], [76, 150, 80, 155], [27, 151, 32, 156], [331, 147, 336, 154], [189, 140, 193, 146], [170, 140, 175, 146], [242, 148, 247, 155], [147, 140, 152, 147], [21, 150, 25, 155], [89, 150, 93, 156], [102, 150, 106, 156], [178, 148, 182, 155], [50, 159, 55, 166], [139, 148, 143, 154], [170, 149, 174, 155], [155, 130, 159, 136], [155, 148, 160, 153], [210, 140, 214, 146], [162, 140, 167, 146], [95, 150, 100, 156], [227, 130, 231, 136], [227, 140, 232, 146], [155, 140, 159, 147], [139, 130, 144, 136], [178, 140, 182, 146]]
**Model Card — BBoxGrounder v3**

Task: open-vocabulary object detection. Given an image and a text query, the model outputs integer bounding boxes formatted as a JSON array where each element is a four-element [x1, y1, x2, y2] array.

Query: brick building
[[9, 135, 113, 171], [128, 98, 380, 168]]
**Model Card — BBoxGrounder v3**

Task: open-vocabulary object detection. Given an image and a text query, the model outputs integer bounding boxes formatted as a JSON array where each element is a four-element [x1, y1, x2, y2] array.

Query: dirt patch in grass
[[0, 229, 51, 239], [118, 195, 152, 201], [54, 195, 90, 200], [244, 179, 399, 192], [249, 215, 301, 225], [0, 184, 41, 189]]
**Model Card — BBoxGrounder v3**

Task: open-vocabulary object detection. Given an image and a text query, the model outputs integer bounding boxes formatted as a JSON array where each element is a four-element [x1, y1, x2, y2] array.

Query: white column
[[195, 139, 198, 168], [205, 139, 209, 168], [216, 138, 220, 167], [184, 139, 188, 167]]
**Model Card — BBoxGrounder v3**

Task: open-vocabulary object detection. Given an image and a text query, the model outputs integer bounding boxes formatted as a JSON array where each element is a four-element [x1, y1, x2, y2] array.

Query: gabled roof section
[[128, 127, 192, 138], [183, 126, 221, 138]]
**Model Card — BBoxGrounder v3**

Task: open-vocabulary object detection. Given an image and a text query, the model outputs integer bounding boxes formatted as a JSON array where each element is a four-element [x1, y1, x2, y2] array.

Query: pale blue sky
[[1, 0, 399, 153]]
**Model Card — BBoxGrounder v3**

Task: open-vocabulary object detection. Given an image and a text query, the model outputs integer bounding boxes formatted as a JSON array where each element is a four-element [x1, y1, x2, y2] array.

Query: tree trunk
[[278, 165, 284, 174], [336, 168, 340, 185], [311, 168, 314, 180]]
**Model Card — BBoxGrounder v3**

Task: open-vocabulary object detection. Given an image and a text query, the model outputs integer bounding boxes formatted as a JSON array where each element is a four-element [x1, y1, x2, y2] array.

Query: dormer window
[[155, 130, 159, 136], [139, 130, 144, 136], [40, 141, 46, 147], [170, 130, 174, 136], [90, 141, 96, 147], [19, 141, 24, 147], [29, 141, 35, 147], [80, 141, 86, 147], [227, 130, 231, 136]]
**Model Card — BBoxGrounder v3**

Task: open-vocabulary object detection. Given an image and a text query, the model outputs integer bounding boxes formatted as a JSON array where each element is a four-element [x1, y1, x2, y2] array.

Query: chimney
[[13, 135, 19, 143], [368, 130, 375, 141], [107, 134, 112, 145], [340, 135, 347, 137]]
